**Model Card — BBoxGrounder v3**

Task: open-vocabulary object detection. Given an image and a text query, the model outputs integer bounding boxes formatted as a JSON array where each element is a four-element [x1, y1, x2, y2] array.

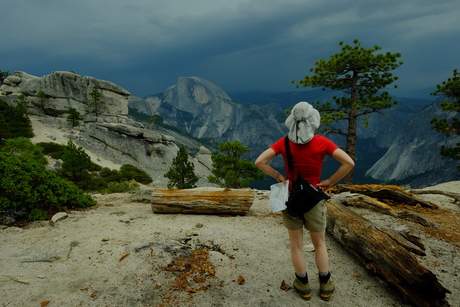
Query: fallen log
[[326, 198, 450, 307], [408, 189, 460, 204], [333, 193, 398, 217], [332, 184, 438, 209], [334, 192, 438, 228], [151, 188, 254, 215]]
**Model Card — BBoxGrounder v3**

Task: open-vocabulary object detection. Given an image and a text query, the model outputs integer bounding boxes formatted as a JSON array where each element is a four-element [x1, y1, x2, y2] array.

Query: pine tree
[[89, 88, 104, 116], [430, 69, 460, 171], [67, 108, 81, 127], [60, 140, 93, 184], [292, 39, 403, 183], [36, 90, 50, 113], [208, 140, 265, 188], [164, 146, 199, 189]]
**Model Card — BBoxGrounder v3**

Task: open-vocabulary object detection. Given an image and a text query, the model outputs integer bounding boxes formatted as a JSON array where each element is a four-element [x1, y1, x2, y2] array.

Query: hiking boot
[[319, 277, 335, 301], [293, 278, 311, 301]]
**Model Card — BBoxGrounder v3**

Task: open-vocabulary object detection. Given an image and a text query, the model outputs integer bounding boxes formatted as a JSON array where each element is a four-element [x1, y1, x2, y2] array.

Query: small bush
[[0, 98, 34, 140], [75, 176, 108, 192], [100, 167, 122, 182], [37, 142, 67, 159], [28, 208, 49, 221], [119, 164, 152, 184], [1, 137, 48, 165], [0, 152, 96, 223]]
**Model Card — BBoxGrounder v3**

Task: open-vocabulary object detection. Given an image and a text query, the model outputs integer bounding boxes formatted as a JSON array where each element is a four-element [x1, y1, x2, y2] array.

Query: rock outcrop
[[1, 71, 213, 187], [1, 71, 129, 120]]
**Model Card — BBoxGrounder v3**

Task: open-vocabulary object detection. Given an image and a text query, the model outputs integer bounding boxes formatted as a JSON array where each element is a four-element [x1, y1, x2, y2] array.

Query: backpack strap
[[284, 136, 294, 174]]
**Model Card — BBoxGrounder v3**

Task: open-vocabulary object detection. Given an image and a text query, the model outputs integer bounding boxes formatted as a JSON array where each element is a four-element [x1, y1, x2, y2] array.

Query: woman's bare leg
[[288, 228, 306, 274], [309, 230, 328, 273]]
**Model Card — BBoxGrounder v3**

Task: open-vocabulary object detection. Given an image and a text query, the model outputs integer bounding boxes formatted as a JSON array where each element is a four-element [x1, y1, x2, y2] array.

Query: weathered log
[[396, 211, 438, 228], [408, 189, 460, 204], [333, 193, 398, 217], [379, 227, 426, 256], [332, 184, 438, 209], [326, 198, 451, 307], [334, 192, 438, 228], [151, 188, 254, 215]]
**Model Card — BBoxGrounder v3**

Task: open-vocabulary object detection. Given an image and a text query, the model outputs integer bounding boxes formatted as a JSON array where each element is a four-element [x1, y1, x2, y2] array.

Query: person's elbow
[[254, 149, 275, 169], [254, 157, 264, 169], [345, 159, 355, 171], [348, 159, 355, 169]]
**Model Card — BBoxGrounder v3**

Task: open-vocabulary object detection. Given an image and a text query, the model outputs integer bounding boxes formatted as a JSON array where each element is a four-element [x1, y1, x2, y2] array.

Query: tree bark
[[332, 184, 439, 209], [150, 188, 254, 215], [333, 192, 438, 228], [408, 189, 460, 204], [326, 198, 451, 307]]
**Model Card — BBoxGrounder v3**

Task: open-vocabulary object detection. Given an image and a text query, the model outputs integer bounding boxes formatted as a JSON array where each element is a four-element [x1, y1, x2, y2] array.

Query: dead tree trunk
[[151, 188, 254, 215], [326, 198, 451, 307], [408, 189, 460, 204], [332, 184, 438, 209]]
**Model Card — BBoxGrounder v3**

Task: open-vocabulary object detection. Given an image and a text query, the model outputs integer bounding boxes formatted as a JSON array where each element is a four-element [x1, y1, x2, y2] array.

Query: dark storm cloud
[[1, 0, 459, 98]]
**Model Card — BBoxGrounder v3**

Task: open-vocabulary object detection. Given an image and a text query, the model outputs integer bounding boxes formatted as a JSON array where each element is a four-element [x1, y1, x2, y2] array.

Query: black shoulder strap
[[284, 136, 294, 173]]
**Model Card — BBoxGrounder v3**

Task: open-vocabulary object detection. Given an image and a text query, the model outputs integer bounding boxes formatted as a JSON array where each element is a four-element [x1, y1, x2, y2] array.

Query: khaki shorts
[[282, 199, 327, 232]]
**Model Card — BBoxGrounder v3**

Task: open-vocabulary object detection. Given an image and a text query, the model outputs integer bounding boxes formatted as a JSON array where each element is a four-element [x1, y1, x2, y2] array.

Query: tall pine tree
[[292, 39, 403, 183]]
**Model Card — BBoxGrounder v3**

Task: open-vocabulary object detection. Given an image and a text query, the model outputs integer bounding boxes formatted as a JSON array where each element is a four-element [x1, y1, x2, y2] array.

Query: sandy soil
[[1, 182, 459, 307]]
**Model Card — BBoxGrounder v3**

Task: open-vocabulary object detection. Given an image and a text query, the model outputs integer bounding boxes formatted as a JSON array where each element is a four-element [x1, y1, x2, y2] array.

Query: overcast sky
[[1, 0, 459, 99]]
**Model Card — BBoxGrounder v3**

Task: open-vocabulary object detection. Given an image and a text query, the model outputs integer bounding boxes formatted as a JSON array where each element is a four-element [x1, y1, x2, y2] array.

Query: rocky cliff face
[[1, 71, 129, 120], [365, 101, 460, 187], [130, 76, 288, 164], [0, 71, 214, 187]]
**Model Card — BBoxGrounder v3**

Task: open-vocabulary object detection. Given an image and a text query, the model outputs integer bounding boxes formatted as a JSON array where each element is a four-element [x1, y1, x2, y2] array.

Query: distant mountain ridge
[[130, 77, 288, 162], [130, 77, 459, 188], [2, 70, 455, 189]]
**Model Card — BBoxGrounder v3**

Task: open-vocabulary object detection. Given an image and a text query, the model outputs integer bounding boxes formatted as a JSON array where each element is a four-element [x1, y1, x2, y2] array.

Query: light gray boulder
[[0, 71, 129, 119]]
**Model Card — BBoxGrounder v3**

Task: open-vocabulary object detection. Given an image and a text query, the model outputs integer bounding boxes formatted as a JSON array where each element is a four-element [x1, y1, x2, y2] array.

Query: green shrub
[[75, 176, 108, 192], [0, 152, 96, 222], [28, 208, 49, 221], [1, 137, 48, 165], [119, 164, 152, 184], [89, 162, 102, 172], [37, 142, 150, 193], [0, 97, 34, 140], [36, 142, 67, 159], [100, 167, 122, 182], [101, 181, 140, 194]]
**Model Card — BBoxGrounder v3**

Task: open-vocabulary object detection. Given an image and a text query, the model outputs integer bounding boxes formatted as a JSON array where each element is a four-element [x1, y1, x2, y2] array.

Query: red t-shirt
[[270, 135, 339, 187]]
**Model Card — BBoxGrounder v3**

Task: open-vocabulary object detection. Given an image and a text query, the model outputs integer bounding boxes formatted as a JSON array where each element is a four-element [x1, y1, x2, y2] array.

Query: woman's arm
[[318, 148, 355, 190], [255, 148, 286, 184]]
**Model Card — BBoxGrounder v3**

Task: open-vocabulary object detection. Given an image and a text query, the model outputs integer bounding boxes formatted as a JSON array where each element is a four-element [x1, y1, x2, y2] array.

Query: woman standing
[[255, 101, 354, 301]]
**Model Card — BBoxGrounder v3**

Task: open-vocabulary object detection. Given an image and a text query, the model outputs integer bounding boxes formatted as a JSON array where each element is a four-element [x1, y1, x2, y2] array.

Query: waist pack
[[284, 137, 330, 217], [286, 173, 330, 217]]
